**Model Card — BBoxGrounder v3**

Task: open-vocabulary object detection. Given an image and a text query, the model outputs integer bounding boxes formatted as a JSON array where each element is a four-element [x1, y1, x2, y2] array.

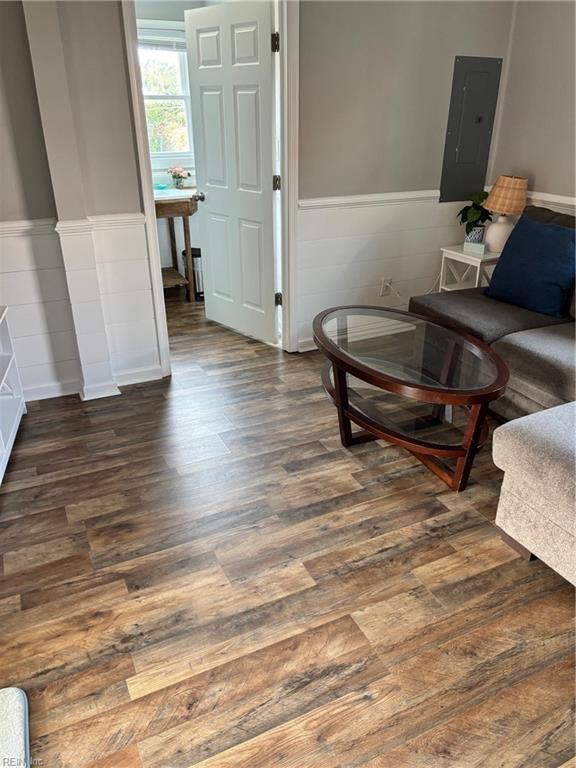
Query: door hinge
[[275, 292, 283, 306], [273, 174, 281, 191], [271, 32, 280, 52]]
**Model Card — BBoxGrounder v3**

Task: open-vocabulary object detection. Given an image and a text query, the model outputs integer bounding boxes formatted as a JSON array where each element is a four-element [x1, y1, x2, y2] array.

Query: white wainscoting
[[0, 214, 164, 401], [295, 189, 576, 352], [295, 191, 464, 351], [90, 214, 163, 386], [0, 219, 82, 400]]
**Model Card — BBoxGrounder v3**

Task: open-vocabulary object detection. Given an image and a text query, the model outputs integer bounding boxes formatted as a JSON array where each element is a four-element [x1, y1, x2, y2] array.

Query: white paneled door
[[185, 2, 277, 344]]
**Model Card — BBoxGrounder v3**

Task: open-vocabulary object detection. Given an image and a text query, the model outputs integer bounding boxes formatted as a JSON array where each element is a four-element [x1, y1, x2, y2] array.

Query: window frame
[[137, 20, 195, 180]]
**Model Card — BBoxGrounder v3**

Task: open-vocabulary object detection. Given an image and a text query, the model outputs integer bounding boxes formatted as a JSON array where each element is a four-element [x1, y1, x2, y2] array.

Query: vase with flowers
[[168, 166, 191, 189]]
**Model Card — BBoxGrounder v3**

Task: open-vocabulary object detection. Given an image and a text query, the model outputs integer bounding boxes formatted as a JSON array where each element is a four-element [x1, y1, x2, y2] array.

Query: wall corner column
[[22, 0, 120, 400]]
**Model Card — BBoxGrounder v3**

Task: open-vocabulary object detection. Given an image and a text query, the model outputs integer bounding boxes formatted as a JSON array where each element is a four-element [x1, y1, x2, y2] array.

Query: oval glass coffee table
[[313, 306, 509, 491]]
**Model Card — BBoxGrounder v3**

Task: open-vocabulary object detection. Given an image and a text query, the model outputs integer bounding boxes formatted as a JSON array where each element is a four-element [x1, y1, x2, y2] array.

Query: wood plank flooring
[[1, 291, 574, 768]]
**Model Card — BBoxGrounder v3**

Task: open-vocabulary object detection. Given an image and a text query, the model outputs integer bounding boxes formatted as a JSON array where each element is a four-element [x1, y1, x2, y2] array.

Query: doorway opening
[[124, 0, 296, 377]]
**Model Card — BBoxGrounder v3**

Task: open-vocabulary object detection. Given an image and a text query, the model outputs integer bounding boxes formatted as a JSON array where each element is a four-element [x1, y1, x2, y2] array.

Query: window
[[137, 22, 194, 177]]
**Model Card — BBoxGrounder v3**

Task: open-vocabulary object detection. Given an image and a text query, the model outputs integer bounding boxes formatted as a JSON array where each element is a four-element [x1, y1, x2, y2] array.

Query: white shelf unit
[[440, 244, 500, 293], [0, 306, 26, 485]]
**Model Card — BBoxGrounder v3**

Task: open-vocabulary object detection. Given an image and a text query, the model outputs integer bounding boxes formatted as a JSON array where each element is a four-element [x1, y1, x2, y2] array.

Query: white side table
[[440, 245, 500, 292]]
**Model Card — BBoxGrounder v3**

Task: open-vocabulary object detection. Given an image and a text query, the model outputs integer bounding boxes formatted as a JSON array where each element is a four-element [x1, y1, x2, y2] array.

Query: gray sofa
[[492, 403, 575, 585], [409, 206, 575, 420], [409, 205, 575, 583], [409, 286, 574, 420]]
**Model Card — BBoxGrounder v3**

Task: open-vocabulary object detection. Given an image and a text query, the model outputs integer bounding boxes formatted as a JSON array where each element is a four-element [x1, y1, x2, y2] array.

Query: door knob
[[193, 192, 206, 202]]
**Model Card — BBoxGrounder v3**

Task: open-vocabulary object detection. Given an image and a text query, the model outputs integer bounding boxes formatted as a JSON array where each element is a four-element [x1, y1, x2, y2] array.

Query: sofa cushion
[[492, 323, 575, 407], [485, 215, 576, 318], [523, 204, 575, 230], [518, 205, 576, 318], [492, 402, 576, 535], [409, 288, 566, 344]]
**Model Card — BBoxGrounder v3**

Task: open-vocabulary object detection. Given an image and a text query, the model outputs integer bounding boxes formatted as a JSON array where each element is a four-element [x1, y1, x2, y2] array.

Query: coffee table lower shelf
[[321, 362, 490, 492]]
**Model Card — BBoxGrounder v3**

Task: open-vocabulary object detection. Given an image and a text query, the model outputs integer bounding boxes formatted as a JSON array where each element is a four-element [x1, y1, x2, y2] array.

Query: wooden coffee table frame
[[313, 306, 509, 492]]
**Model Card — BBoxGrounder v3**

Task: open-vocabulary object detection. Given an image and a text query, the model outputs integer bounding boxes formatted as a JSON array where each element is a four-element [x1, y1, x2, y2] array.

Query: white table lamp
[[484, 174, 528, 253]]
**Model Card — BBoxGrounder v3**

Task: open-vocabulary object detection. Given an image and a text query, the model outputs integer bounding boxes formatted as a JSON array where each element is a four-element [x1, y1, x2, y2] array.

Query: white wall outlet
[[379, 278, 393, 297]]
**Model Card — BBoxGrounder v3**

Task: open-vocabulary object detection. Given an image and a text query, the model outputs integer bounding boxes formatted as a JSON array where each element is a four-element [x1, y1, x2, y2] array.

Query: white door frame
[[122, 0, 171, 376], [121, 0, 299, 362]]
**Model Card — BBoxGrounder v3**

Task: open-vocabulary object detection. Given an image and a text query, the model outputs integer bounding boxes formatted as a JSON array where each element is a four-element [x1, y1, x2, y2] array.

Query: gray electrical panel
[[439, 56, 502, 202]]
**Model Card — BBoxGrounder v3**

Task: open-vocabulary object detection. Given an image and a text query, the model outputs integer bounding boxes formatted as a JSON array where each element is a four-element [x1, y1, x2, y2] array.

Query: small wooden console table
[[154, 189, 198, 302]]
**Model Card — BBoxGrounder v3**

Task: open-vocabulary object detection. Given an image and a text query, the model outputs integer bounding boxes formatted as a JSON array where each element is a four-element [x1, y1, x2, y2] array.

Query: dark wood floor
[[1, 291, 574, 768]]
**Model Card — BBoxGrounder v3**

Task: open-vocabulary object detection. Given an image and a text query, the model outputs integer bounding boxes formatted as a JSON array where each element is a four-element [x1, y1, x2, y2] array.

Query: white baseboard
[[23, 366, 165, 400], [80, 383, 122, 401], [297, 338, 317, 353], [23, 378, 81, 403], [115, 365, 164, 387]]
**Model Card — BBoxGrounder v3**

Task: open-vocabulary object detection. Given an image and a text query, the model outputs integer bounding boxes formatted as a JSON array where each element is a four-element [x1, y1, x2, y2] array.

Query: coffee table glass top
[[319, 307, 500, 392]]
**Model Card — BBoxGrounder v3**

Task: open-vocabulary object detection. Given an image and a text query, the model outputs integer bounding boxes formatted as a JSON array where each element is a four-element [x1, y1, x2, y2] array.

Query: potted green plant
[[457, 191, 493, 244]]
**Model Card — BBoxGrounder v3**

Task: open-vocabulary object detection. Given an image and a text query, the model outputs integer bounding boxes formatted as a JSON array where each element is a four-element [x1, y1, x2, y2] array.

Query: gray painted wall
[[490, 2, 575, 196], [58, 1, 142, 215], [0, 1, 56, 222], [299, 1, 514, 199]]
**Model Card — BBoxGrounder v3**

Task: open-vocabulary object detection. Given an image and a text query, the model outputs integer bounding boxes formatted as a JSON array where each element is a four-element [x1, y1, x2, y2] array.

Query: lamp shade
[[485, 175, 528, 215]]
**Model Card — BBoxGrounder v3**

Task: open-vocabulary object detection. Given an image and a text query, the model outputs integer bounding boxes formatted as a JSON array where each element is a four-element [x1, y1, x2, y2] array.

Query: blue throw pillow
[[485, 215, 576, 317]]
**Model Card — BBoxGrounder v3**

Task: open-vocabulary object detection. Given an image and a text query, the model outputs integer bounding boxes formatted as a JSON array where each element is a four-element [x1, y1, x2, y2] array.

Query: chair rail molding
[[88, 212, 147, 229], [299, 190, 442, 211], [526, 191, 576, 215], [0, 218, 57, 237], [300, 189, 576, 214]]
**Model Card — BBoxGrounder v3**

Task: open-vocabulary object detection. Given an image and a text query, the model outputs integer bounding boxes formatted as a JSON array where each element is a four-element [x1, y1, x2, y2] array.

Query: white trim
[[80, 383, 121, 401], [298, 190, 441, 211], [137, 19, 185, 33], [527, 191, 576, 214], [23, 378, 81, 403], [55, 213, 148, 234], [55, 219, 94, 235], [0, 218, 56, 237], [122, 1, 172, 378], [299, 189, 576, 214], [114, 364, 165, 387], [150, 152, 195, 173], [280, 0, 299, 352], [88, 213, 146, 230], [297, 338, 316, 353]]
